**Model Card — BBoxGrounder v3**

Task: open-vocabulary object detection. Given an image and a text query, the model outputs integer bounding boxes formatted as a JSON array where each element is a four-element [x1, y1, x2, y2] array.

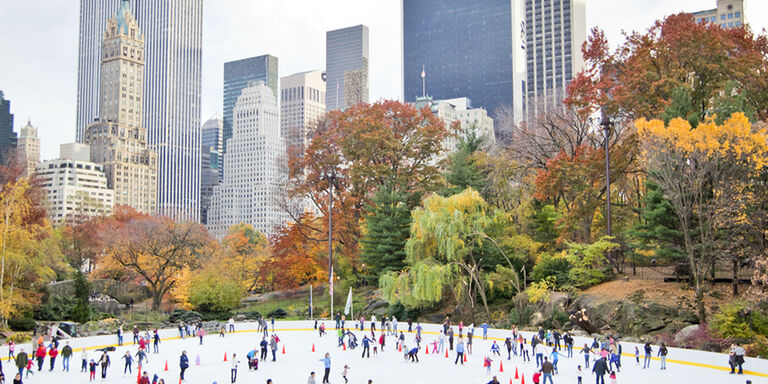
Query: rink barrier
[[7, 326, 766, 378]]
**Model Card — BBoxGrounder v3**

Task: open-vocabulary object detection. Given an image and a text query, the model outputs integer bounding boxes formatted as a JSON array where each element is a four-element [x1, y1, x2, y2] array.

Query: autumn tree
[[262, 212, 327, 290], [220, 223, 269, 293], [98, 207, 214, 309], [637, 113, 768, 322]]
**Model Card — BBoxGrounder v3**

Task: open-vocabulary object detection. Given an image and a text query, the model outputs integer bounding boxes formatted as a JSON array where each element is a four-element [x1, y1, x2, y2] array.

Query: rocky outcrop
[[48, 279, 150, 305]]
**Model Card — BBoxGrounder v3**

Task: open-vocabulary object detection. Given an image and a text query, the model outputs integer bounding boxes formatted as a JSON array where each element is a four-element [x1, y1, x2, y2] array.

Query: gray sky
[[1, 0, 766, 160]]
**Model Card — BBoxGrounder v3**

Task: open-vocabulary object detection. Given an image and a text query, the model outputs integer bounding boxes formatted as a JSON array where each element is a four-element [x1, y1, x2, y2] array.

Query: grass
[[241, 290, 372, 320]]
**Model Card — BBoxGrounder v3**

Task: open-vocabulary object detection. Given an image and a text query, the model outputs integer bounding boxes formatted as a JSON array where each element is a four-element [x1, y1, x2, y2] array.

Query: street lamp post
[[602, 116, 612, 238], [324, 171, 336, 319]]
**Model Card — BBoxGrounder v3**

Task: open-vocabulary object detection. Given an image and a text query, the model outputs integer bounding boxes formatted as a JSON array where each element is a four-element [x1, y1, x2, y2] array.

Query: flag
[[344, 288, 353, 316], [329, 268, 334, 297], [309, 285, 313, 319]]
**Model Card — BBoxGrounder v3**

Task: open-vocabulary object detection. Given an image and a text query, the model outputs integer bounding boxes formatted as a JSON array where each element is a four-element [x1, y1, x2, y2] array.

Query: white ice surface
[[7, 320, 767, 384]]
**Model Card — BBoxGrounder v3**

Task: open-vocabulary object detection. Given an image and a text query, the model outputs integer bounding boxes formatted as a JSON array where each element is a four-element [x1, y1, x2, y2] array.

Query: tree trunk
[[732, 258, 739, 296], [152, 291, 163, 311], [695, 284, 706, 323]]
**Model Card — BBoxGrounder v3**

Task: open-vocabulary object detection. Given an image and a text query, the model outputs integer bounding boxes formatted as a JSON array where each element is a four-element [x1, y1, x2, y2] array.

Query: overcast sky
[[1, 0, 766, 160]]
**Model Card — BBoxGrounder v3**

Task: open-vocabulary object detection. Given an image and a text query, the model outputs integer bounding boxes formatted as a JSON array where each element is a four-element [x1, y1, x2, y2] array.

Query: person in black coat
[[179, 351, 189, 381], [592, 356, 608, 384]]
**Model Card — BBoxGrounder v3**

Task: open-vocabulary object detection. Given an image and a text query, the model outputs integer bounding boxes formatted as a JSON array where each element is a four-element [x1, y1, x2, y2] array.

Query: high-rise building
[[223, 55, 278, 156], [402, 1, 527, 125], [200, 116, 222, 224], [0, 91, 17, 166], [326, 25, 369, 111], [84, 0, 157, 215], [76, 0, 202, 221], [692, 0, 745, 28], [525, 0, 586, 119], [208, 81, 289, 238], [280, 70, 327, 157], [414, 96, 496, 154], [36, 144, 114, 225], [17, 120, 40, 176]]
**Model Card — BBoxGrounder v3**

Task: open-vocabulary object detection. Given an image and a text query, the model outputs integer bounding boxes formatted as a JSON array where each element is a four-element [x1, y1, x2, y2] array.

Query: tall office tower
[[76, 0, 203, 220], [37, 144, 114, 225], [208, 82, 289, 238], [17, 120, 40, 177], [0, 91, 17, 166], [223, 55, 278, 157], [525, 0, 586, 120], [280, 70, 327, 157], [84, 0, 158, 215], [402, 1, 527, 125], [200, 116, 222, 224], [326, 25, 369, 111], [413, 96, 496, 154], [693, 0, 745, 28]]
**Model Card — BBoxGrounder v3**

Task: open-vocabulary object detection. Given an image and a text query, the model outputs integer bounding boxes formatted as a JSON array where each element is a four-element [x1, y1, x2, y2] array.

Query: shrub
[[486, 265, 521, 299], [526, 276, 555, 304], [530, 253, 571, 286], [188, 272, 244, 314], [8, 316, 36, 331], [267, 308, 288, 319], [711, 301, 768, 340], [34, 296, 77, 321], [168, 309, 203, 324]]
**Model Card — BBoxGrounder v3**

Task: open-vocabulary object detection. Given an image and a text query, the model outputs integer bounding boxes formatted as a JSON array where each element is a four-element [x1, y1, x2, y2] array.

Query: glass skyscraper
[[0, 91, 17, 166], [76, 0, 203, 221], [402, 0, 527, 122], [223, 55, 278, 156], [525, 0, 586, 119], [326, 25, 369, 111]]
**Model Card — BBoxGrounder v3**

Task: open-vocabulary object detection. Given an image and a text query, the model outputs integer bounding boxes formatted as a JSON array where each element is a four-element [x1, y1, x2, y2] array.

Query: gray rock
[[674, 324, 700, 344], [234, 314, 246, 321]]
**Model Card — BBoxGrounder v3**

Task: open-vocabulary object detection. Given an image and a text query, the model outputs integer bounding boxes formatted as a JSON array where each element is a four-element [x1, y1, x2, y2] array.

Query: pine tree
[[361, 187, 412, 282], [630, 181, 687, 266], [441, 129, 487, 197]]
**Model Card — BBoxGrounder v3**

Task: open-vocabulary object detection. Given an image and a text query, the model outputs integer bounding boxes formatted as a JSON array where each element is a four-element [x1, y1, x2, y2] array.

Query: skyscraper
[[17, 120, 40, 177], [208, 81, 289, 238], [692, 0, 745, 28], [76, 0, 202, 220], [223, 55, 278, 156], [84, 0, 158, 215], [402, 1, 527, 123], [326, 25, 369, 111], [280, 70, 326, 157], [200, 116, 222, 224], [0, 91, 16, 166], [525, 0, 586, 119]]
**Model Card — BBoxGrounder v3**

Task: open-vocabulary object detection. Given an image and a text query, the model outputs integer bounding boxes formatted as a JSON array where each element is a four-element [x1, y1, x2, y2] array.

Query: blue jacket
[[179, 354, 189, 368]]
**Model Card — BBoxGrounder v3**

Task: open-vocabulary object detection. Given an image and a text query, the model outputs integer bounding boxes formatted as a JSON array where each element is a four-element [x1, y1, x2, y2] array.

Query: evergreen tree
[[361, 186, 412, 281], [71, 271, 92, 323], [629, 181, 686, 265], [441, 129, 487, 197]]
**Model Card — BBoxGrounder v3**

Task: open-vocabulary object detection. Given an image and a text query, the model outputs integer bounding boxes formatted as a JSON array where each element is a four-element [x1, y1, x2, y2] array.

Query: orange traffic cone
[[509, 379, 513, 384], [178, 379, 182, 384], [445, 349, 449, 358], [343, 343, 347, 351], [398, 344, 402, 352], [164, 360, 168, 371], [499, 361, 504, 372], [515, 366, 519, 379], [312, 343, 316, 352], [224, 351, 228, 361], [425, 346, 429, 355], [282, 345, 286, 354], [136, 364, 141, 383], [463, 353, 467, 363], [520, 373, 525, 384]]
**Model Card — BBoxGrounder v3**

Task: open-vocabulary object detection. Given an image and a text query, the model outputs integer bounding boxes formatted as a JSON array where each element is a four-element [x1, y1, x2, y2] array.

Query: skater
[[334, 312, 341, 329], [88, 359, 97, 381], [8, 340, 14, 360], [490, 341, 501, 357], [12, 373, 21, 384], [540, 357, 554, 384], [34, 344, 45, 371], [153, 329, 161, 353], [138, 371, 150, 384], [270, 335, 278, 362], [448, 329, 454, 351], [319, 353, 331, 384], [730, 343, 745, 374], [577, 365, 583, 384], [609, 371, 617, 384], [407, 346, 419, 362], [370, 314, 377, 332], [534, 341, 546, 368], [308, 371, 317, 384], [122, 351, 134, 374], [271, 316, 275, 332], [484, 356, 493, 374], [486, 376, 500, 384], [550, 348, 560, 374], [247, 347, 257, 370], [505, 337, 513, 360], [438, 331, 446, 353], [361, 336, 371, 358], [643, 342, 652, 369], [80, 347, 87, 372], [408, 318, 413, 333], [455, 337, 465, 365], [14, 349, 27, 377], [592, 356, 608, 384], [260, 338, 268, 361], [179, 351, 189, 381], [135, 347, 149, 366], [319, 322, 326, 337], [378, 333, 385, 352], [199, 328, 206, 344], [634, 346, 639, 366], [657, 343, 668, 370], [392, 316, 398, 334], [61, 342, 72, 372], [133, 326, 140, 345], [229, 318, 235, 333], [581, 344, 592, 368], [99, 351, 110, 379], [481, 322, 489, 340], [230, 353, 240, 383]]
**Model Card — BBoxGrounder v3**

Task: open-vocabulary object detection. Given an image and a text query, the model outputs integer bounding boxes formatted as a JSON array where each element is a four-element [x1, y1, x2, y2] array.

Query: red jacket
[[35, 346, 46, 358], [138, 376, 150, 384], [49, 348, 59, 358]]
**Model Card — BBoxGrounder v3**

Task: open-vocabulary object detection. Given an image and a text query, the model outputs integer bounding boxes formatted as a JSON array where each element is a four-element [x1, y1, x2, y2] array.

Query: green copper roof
[[117, 0, 131, 35]]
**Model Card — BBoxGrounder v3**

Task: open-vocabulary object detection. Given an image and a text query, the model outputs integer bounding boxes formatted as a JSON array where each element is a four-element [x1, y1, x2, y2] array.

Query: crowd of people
[[0, 313, 755, 384]]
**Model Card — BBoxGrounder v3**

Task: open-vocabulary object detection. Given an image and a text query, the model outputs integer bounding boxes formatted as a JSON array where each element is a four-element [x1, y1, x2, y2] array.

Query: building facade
[[692, 0, 745, 28], [76, 0, 202, 221], [280, 70, 327, 157], [524, 0, 586, 120], [36, 145, 115, 225], [326, 25, 369, 111], [200, 116, 223, 224], [414, 96, 496, 154], [0, 91, 17, 166], [402, 0, 527, 125], [208, 82, 289, 238], [17, 120, 40, 177], [84, 1, 157, 214], [223, 55, 279, 157]]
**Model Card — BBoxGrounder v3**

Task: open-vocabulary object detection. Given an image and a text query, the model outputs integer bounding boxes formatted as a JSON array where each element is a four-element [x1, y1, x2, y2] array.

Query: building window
[[728, 13, 733, 19], [735, 11, 741, 18]]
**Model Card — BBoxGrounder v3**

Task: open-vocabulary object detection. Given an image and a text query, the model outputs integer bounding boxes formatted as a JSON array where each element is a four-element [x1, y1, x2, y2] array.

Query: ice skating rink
[[10, 321, 767, 384]]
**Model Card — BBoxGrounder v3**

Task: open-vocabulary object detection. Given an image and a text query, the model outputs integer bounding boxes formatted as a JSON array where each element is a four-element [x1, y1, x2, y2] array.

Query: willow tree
[[380, 188, 532, 321]]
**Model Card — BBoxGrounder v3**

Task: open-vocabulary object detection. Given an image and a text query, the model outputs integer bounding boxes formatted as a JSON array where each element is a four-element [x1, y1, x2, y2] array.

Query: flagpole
[[421, 64, 426, 98], [310, 284, 313, 321]]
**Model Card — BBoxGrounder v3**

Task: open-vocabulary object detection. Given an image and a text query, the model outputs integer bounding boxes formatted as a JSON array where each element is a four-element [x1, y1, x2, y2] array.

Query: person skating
[[592, 356, 608, 384], [581, 344, 592, 368], [540, 357, 554, 384], [448, 328, 454, 351], [179, 351, 189, 382], [407, 346, 419, 362], [230, 353, 240, 383], [370, 314, 377, 332], [484, 356, 493, 374], [657, 343, 668, 370], [14, 349, 27, 377], [341, 364, 350, 384], [486, 376, 500, 384], [12, 373, 21, 384], [643, 342, 652, 369], [117, 326, 124, 346], [577, 365, 583, 384], [730, 343, 746, 374], [481, 323, 489, 340], [34, 344, 45, 371], [307, 371, 316, 384], [634, 346, 639, 366], [269, 335, 278, 362], [199, 327, 206, 344], [378, 332, 385, 352], [490, 341, 501, 357], [438, 331, 445, 353], [247, 347, 257, 370], [61, 341, 72, 372], [99, 350, 110, 379], [88, 359, 97, 381], [504, 337, 513, 360], [260, 338, 268, 361], [136, 347, 149, 366], [318, 322, 326, 337], [133, 326, 140, 344], [79, 347, 88, 373], [319, 353, 331, 384], [398, 332, 405, 351], [138, 371, 150, 384], [122, 351, 134, 374], [609, 371, 617, 384], [550, 348, 560, 374], [455, 337, 465, 365], [361, 335, 371, 358], [228, 318, 235, 333]]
